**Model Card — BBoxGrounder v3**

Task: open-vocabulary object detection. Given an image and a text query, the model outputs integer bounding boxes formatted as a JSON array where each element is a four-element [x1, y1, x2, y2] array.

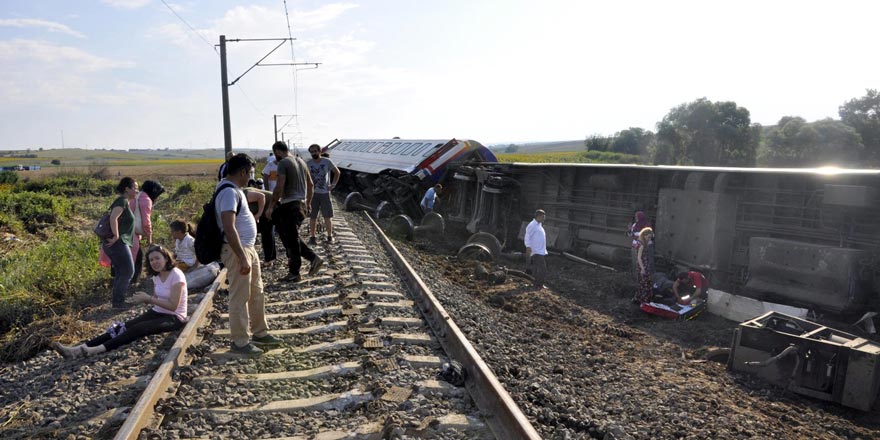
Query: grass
[[497, 150, 646, 164], [0, 169, 217, 358]]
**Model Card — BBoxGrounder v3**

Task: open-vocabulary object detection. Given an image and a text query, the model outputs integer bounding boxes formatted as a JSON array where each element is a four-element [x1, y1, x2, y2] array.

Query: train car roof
[[507, 162, 880, 176]]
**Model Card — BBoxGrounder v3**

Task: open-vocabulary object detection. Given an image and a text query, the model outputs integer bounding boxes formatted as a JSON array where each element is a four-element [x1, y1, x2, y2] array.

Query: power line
[[282, 0, 302, 138], [159, 0, 218, 54]]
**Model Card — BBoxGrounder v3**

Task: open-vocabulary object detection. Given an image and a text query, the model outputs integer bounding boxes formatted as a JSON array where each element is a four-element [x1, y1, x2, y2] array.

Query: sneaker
[[252, 334, 283, 347], [308, 236, 317, 245], [326, 234, 334, 243], [112, 301, 131, 310], [308, 256, 324, 276], [230, 342, 263, 355], [281, 273, 301, 283]]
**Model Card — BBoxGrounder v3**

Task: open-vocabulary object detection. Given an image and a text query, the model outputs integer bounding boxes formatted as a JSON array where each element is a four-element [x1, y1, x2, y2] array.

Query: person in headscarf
[[131, 180, 165, 283]]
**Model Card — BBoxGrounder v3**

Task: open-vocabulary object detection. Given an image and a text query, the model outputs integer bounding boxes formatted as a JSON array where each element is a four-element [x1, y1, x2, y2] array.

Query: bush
[[0, 231, 105, 333], [17, 175, 115, 197], [0, 191, 72, 230], [50, 159, 61, 166], [0, 171, 18, 184]]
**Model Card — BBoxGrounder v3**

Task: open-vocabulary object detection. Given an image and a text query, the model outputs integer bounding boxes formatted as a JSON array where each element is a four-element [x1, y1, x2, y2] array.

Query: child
[[170, 220, 197, 271]]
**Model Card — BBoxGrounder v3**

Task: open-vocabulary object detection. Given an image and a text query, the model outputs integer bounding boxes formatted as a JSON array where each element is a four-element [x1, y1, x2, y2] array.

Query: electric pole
[[217, 36, 320, 159], [219, 35, 232, 157]]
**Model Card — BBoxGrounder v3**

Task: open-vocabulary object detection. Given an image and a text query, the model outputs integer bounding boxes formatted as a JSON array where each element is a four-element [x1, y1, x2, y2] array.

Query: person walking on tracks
[[218, 153, 282, 355], [306, 144, 340, 244], [265, 141, 323, 282], [524, 209, 548, 290], [52, 245, 188, 358]]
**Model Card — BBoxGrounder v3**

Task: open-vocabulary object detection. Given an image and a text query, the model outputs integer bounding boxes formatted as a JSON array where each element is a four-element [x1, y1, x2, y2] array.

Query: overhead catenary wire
[[282, 0, 303, 146], [159, 0, 269, 117], [159, 0, 218, 54]]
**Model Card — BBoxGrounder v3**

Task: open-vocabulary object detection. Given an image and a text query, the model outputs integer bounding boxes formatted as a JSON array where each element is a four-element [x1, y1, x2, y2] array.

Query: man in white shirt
[[262, 153, 278, 192], [217, 153, 281, 355], [524, 209, 547, 289]]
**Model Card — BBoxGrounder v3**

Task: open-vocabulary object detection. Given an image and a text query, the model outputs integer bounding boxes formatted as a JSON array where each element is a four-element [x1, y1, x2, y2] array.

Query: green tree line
[[585, 89, 880, 167]]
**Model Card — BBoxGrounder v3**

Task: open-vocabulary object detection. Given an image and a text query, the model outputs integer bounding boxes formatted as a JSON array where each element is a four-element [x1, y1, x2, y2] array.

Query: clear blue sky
[[1, 0, 878, 150]]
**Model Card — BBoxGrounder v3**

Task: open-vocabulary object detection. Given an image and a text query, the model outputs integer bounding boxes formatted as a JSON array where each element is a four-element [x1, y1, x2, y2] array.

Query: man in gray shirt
[[217, 153, 281, 355], [265, 141, 323, 282], [306, 144, 340, 244]]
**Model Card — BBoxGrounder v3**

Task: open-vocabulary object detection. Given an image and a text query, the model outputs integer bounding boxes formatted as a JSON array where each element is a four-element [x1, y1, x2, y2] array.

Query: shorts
[[309, 193, 333, 219]]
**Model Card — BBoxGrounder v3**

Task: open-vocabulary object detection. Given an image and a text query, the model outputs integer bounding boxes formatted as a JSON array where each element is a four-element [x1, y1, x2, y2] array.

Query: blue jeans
[[105, 240, 134, 305]]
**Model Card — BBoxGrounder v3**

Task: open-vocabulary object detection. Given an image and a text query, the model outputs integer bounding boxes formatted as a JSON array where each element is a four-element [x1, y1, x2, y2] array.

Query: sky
[[0, 0, 878, 150]]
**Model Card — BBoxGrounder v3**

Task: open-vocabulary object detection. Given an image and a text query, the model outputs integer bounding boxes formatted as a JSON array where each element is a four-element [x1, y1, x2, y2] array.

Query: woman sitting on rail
[[633, 227, 655, 304], [52, 245, 188, 359]]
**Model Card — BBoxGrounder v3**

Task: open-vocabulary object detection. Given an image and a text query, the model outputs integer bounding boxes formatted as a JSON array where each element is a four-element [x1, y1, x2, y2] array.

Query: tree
[[505, 144, 519, 153], [654, 98, 755, 166], [584, 135, 611, 152], [51, 159, 61, 166], [610, 127, 654, 155], [759, 116, 862, 167], [839, 89, 880, 164]]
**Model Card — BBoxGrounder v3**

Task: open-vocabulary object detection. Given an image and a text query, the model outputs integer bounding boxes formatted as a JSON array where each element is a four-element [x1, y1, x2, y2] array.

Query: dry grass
[[0, 314, 99, 363]]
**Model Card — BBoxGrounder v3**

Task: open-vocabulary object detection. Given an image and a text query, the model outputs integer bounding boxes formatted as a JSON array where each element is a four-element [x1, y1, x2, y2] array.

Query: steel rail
[[114, 269, 227, 440], [363, 213, 541, 440]]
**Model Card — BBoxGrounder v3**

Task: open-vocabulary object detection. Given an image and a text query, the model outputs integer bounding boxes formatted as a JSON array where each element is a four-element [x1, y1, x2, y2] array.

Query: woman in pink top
[[52, 245, 188, 358]]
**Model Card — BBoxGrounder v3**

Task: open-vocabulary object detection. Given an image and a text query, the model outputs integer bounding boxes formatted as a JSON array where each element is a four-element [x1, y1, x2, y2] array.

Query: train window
[[422, 143, 443, 157], [368, 142, 385, 153], [357, 142, 373, 152], [379, 141, 394, 153], [411, 143, 431, 156], [401, 142, 422, 155], [389, 142, 411, 154]]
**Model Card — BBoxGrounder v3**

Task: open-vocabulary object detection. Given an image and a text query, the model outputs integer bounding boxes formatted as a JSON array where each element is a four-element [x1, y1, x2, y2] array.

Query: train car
[[443, 162, 880, 314], [326, 138, 497, 217]]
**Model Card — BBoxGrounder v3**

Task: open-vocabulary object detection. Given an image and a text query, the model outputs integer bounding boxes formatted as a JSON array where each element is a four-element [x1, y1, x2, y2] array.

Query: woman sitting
[[52, 245, 188, 358]]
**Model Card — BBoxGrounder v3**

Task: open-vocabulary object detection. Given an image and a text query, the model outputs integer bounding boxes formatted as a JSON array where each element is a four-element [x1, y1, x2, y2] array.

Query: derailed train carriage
[[328, 138, 880, 315]]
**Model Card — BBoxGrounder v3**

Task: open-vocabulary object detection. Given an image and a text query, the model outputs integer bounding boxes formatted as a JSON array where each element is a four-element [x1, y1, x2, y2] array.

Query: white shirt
[[175, 233, 196, 266], [214, 180, 257, 246], [262, 157, 278, 192], [524, 219, 547, 256]]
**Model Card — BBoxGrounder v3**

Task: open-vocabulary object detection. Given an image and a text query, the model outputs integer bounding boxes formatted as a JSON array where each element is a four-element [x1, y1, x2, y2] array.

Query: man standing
[[306, 144, 340, 244], [265, 141, 323, 282], [217, 153, 281, 355], [524, 209, 548, 290], [420, 184, 442, 213], [261, 152, 278, 192]]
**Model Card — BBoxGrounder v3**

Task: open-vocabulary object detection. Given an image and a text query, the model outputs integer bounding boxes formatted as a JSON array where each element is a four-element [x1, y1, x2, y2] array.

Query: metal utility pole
[[219, 35, 232, 157], [216, 36, 320, 158], [274, 114, 297, 142]]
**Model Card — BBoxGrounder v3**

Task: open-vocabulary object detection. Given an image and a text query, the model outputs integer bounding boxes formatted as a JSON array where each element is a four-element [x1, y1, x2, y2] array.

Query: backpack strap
[[213, 182, 241, 215]]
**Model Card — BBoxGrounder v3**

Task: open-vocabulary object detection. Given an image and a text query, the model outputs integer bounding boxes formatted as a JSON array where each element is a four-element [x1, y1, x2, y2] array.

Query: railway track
[[113, 204, 538, 439]]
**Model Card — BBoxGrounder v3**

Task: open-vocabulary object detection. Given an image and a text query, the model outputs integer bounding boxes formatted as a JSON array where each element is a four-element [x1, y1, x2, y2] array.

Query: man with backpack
[[215, 153, 281, 355], [265, 141, 323, 282]]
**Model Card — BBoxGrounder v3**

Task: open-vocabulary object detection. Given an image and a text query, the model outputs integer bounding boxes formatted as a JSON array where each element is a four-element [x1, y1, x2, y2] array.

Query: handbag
[[93, 211, 113, 240], [132, 192, 145, 235]]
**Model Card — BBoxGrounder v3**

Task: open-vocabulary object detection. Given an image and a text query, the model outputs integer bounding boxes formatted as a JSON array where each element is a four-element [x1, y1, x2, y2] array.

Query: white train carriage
[[321, 138, 497, 217]]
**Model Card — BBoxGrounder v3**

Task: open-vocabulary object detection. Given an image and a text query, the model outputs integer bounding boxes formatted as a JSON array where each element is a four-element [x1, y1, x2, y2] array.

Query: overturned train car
[[449, 163, 880, 314], [331, 138, 880, 315], [327, 138, 497, 217]]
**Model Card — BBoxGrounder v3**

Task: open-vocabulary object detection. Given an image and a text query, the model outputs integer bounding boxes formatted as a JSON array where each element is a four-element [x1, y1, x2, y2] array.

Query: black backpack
[[195, 182, 240, 264]]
